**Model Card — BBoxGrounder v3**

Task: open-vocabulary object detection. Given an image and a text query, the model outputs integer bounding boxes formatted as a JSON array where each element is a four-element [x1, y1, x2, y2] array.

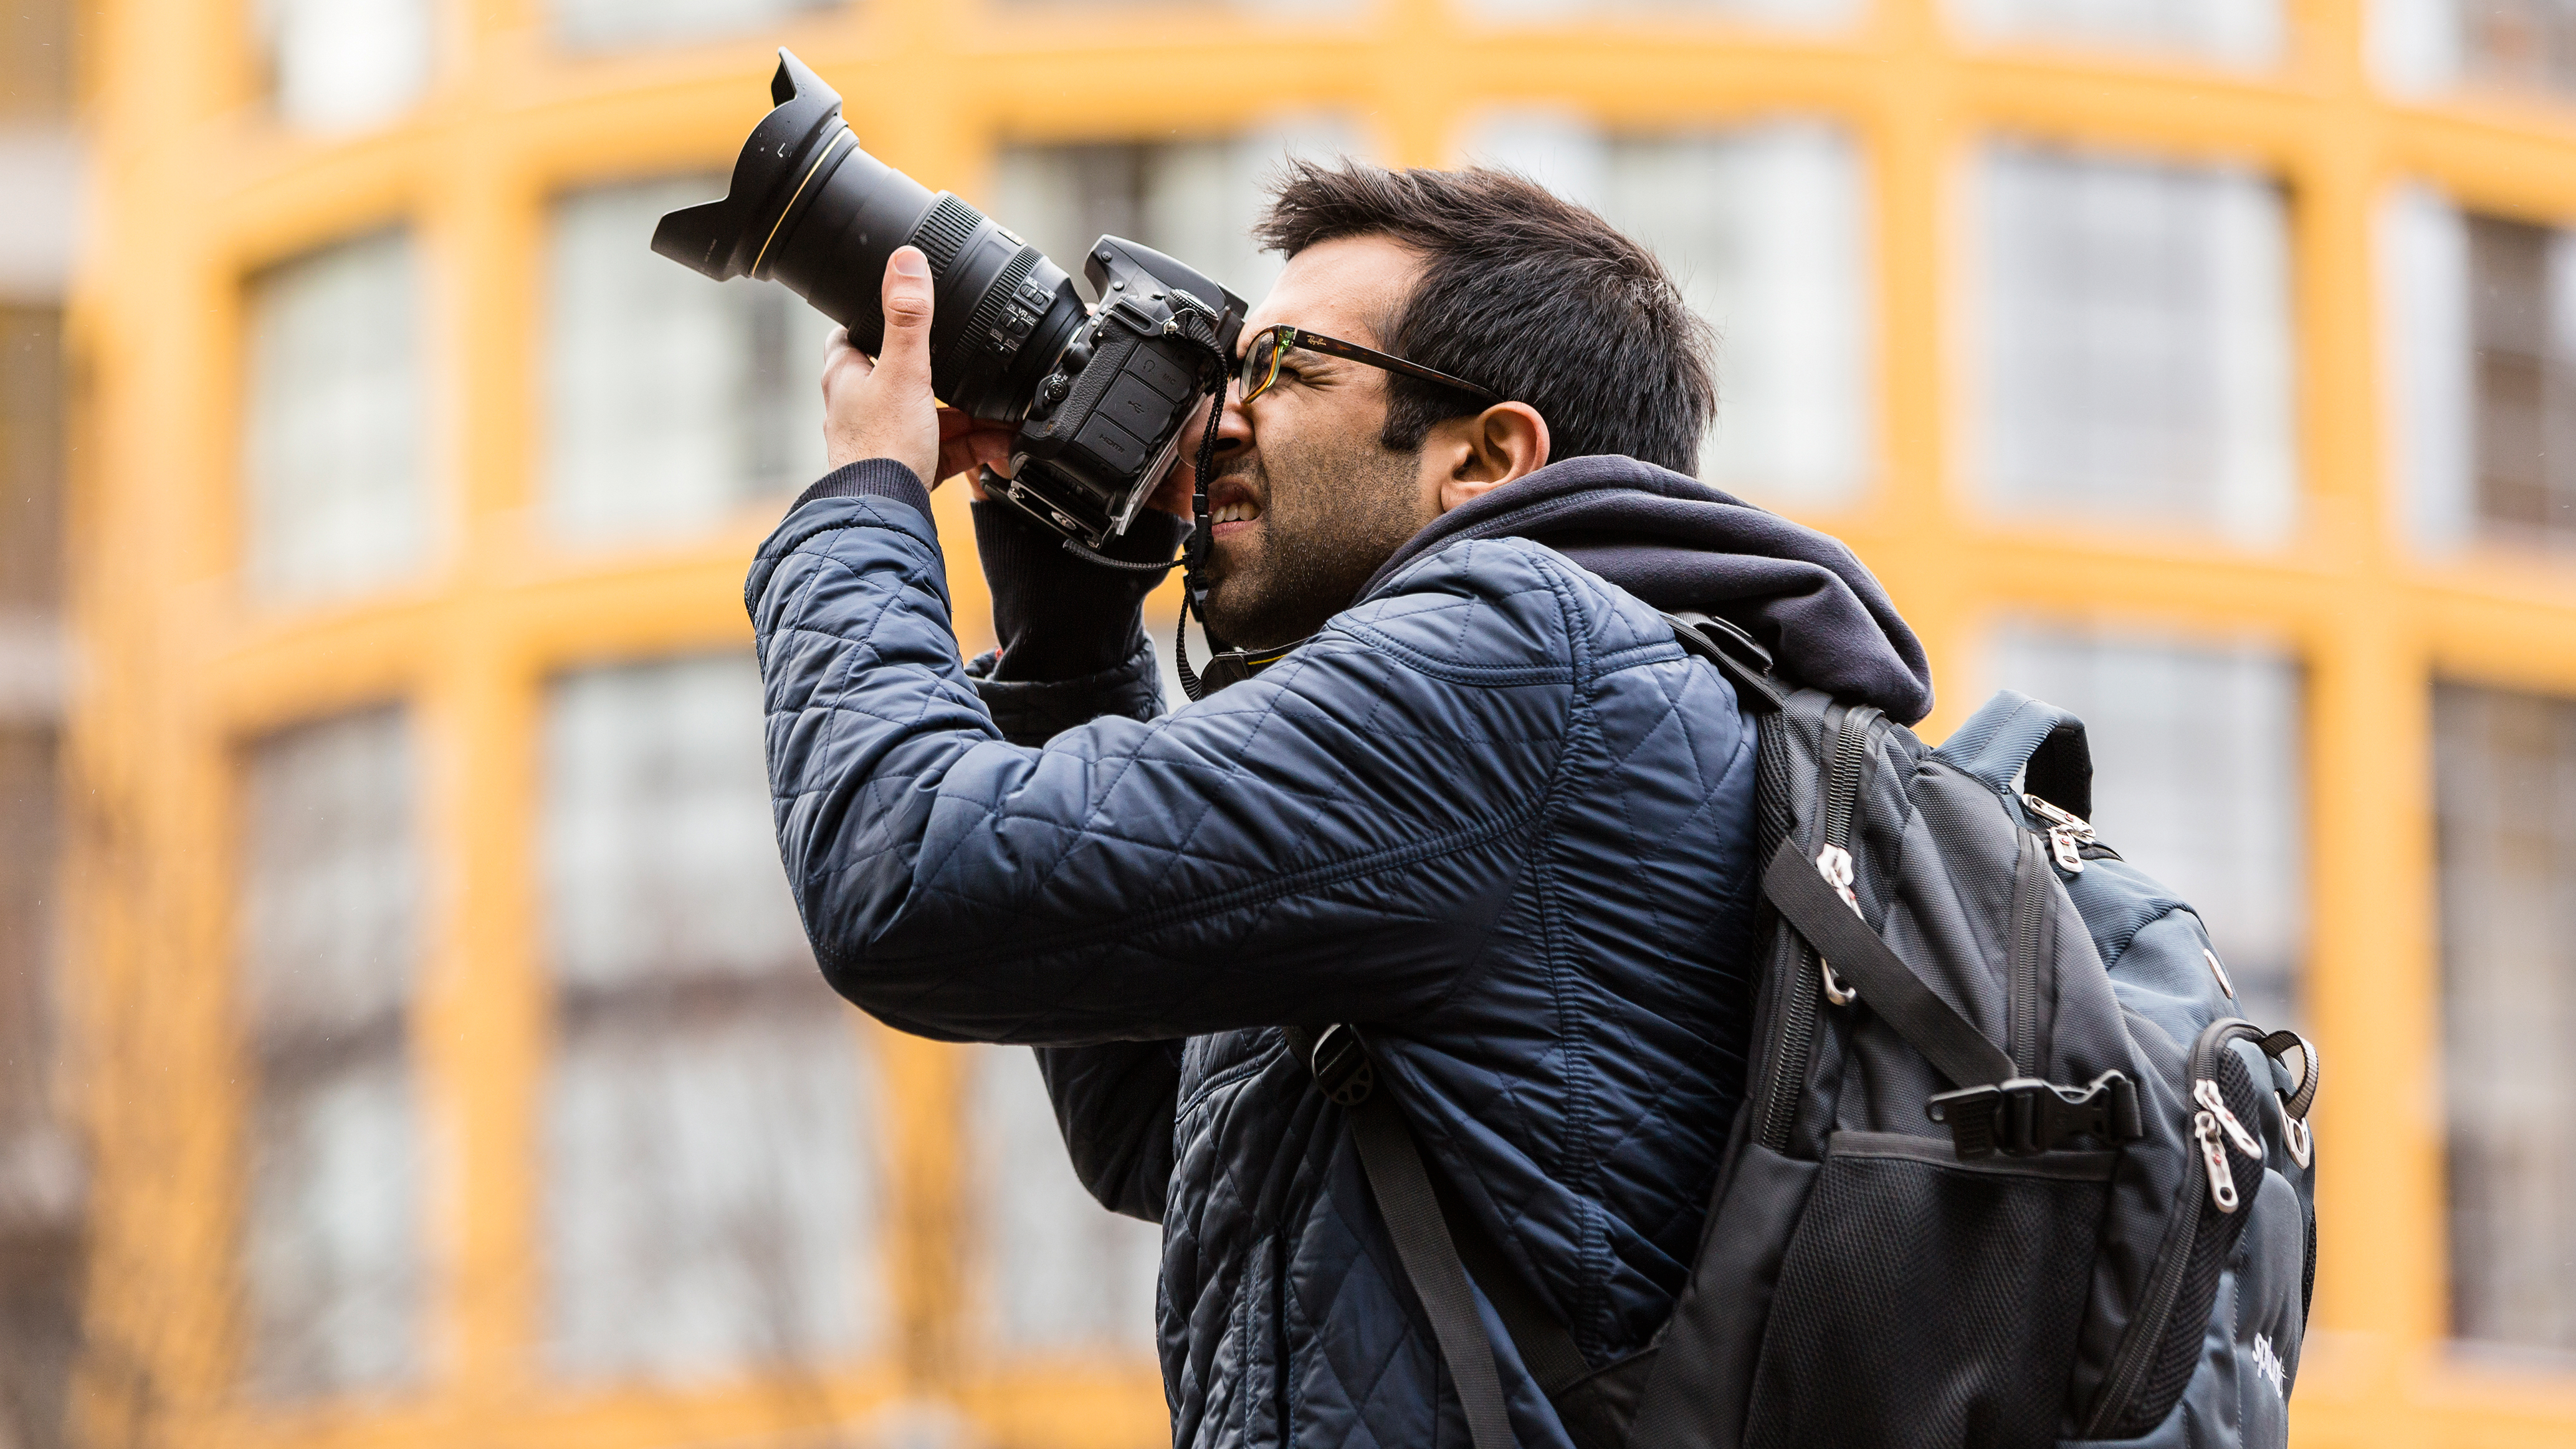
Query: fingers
[[936, 410, 1018, 490], [874, 246, 936, 399]]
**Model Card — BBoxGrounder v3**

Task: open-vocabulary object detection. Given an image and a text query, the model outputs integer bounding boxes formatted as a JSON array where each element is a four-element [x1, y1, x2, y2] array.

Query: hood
[[1361, 455, 1934, 724]]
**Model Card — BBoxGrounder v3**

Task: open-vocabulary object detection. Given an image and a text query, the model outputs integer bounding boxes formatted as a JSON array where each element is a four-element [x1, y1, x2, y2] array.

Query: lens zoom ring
[[941, 245, 1043, 382], [909, 194, 980, 273]]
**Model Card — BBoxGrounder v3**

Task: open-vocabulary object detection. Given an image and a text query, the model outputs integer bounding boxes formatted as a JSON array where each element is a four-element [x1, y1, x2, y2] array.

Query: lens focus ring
[[907, 195, 979, 274]]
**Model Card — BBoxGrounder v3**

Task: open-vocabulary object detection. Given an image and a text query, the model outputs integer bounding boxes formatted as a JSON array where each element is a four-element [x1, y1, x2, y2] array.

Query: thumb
[[875, 246, 935, 394]]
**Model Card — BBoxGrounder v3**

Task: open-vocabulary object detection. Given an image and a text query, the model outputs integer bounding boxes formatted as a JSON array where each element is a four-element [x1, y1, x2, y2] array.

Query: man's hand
[[822, 246, 1018, 487]]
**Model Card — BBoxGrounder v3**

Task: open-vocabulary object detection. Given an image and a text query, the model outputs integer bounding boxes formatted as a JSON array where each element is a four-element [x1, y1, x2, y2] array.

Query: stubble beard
[[1201, 431, 1425, 652]]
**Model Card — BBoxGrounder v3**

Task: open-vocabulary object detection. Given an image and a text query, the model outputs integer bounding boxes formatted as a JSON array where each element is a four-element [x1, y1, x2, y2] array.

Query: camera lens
[[651, 49, 1087, 422]]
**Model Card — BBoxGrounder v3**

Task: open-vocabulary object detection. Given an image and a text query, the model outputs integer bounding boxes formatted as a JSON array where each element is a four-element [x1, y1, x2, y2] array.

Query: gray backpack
[[1290, 615, 2321, 1448]]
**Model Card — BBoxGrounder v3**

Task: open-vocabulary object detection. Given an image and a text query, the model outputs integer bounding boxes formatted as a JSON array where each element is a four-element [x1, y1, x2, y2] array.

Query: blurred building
[[0, 1, 84, 1447], [49, 0, 2576, 1446]]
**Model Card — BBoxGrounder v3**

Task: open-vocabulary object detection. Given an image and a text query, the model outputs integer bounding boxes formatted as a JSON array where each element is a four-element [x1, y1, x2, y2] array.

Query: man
[[748, 161, 1931, 1447]]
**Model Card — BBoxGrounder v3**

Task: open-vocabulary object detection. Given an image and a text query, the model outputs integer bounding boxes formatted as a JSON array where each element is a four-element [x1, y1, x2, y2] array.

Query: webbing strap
[[1344, 1090, 1519, 1449], [1760, 837, 2016, 1091], [1282, 1026, 1537, 1449]]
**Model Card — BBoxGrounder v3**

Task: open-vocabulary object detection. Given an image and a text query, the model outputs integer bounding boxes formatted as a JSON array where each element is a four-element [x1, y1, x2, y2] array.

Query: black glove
[[971, 498, 1191, 683]]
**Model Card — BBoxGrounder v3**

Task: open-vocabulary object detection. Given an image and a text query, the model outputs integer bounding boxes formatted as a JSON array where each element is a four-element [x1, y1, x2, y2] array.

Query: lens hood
[[651, 50, 851, 282]]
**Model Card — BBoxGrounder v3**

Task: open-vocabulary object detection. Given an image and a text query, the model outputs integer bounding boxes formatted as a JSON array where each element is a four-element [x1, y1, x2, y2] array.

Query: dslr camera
[[652, 50, 1248, 549]]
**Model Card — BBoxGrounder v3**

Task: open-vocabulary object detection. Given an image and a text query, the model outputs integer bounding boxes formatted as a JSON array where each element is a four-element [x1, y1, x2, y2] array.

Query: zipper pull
[[2023, 794, 2094, 874], [2193, 1078, 2264, 1158], [2195, 1112, 2241, 1214], [1816, 843, 1863, 916], [1813, 845, 1863, 1004], [1820, 956, 1858, 1006], [2047, 824, 2086, 874], [2021, 792, 2097, 842]]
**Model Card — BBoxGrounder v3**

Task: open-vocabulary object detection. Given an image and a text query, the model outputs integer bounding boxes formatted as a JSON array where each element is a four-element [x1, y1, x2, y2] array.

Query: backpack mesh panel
[[1742, 1150, 2109, 1449]]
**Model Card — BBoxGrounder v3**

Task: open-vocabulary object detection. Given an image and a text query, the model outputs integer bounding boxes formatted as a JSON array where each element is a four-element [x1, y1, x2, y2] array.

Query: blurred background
[[3, 0, 2575, 1445]]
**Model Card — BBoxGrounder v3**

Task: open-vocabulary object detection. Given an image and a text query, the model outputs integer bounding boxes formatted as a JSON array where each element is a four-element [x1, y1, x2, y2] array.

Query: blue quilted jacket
[[747, 454, 1931, 1448]]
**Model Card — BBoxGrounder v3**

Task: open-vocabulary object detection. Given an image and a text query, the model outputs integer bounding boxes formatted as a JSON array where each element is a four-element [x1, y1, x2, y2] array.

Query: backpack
[[1284, 613, 2321, 1449]]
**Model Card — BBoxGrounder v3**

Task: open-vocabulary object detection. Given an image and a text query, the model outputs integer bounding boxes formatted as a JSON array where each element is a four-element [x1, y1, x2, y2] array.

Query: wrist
[[975, 503, 1190, 683]]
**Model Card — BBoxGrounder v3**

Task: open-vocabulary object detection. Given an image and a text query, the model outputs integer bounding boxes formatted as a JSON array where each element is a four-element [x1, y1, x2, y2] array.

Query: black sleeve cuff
[[974, 500, 1191, 684], [794, 458, 933, 520], [966, 643, 1166, 747]]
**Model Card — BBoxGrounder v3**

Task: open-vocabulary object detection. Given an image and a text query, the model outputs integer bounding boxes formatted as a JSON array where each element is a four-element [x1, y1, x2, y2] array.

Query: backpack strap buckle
[[1927, 1069, 2143, 1159], [1306, 1024, 1376, 1107]]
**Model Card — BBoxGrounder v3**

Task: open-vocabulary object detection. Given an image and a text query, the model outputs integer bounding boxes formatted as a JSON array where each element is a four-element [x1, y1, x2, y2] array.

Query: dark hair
[[1252, 159, 1716, 474]]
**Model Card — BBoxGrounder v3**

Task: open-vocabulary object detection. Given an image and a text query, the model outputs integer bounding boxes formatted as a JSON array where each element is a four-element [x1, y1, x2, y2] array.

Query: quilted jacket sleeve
[[747, 468, 1582, 1048]]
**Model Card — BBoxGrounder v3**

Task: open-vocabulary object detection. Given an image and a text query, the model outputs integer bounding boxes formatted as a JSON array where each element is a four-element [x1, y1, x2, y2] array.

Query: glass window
[[2462, 0, 2576, 95], [237, 708, 420, 1399], [2467, 214, 2576, 544], [1460, 113, 1872, 505], [2435, 682, 2576, 1350], [2378, 189, 2576, 553], [1975, 144, 2296, 543], [549, 0, 842, 52], [2370, 0, 2576, 97], [543, 653, 884, 1382], [1949, 0, 2281, 64], [988, 120, 1364, 311], [256, 0, 431, 133], [547, 179, 831, 546], [966, 1047, 1162, 1355], [243, 231, 426, 602], [1987, 624, 2306, 1027]]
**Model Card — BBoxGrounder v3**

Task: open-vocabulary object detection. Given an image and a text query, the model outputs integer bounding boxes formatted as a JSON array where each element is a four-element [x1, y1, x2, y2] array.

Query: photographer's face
[[1192, 236, 1433, 651]]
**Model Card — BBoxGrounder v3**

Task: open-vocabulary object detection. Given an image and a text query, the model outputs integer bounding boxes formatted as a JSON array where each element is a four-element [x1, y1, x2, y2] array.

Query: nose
[[1212, 378, 1253, 466]]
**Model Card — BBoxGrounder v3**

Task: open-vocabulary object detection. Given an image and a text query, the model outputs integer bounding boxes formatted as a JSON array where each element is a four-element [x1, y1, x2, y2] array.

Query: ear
[[1426, 402, 1552, 515]]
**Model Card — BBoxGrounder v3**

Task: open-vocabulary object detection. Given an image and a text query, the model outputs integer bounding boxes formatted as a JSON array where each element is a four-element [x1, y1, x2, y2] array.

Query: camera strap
[[1157, 295, 1234, 703]]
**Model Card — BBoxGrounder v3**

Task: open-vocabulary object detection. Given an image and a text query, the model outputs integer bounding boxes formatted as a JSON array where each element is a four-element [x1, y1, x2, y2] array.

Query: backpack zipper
[[1759, 706, 1877, 1152], [2082, 1019, 2263, 1435], [2006, 830, 2046, 1076]]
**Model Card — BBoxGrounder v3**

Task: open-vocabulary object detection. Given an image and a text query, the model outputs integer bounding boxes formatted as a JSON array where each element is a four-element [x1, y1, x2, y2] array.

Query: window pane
[[1949, 0, 2282, 65], [1462, 113, 1871, 504], [241, 710, 418, 1038], [548, 0, 842, 52], [2435, 683, 2576, 1350], [988, 120, 1363, 310], [967, 1047, 1161, 1355], [543, 653, 883, 1380], [2461, 0, 2576, 97], [548, 992, 880, 1380], [243, 232, 425, 601], [238, 708, 419, 1399], [246, 1049, 419, 1398], [1977, 144, 2296, 543], [256, 0, 430, 133], [547, 179, 831, 544], [1987, 624, 2306, 1027], [543, 653, 808, 990], [2468, 214, 2576, 546], [2382, 185, 2477, 553]]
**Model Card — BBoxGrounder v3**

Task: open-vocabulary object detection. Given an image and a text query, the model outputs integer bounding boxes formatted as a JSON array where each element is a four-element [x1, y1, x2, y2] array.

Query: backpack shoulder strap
[[1281, 1024, 1601, 1449]]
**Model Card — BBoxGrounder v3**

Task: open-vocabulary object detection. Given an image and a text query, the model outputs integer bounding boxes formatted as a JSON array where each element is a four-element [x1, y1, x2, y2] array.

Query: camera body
[[650, 50, 1245, 549], [1003, 239, 1240, 546]]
